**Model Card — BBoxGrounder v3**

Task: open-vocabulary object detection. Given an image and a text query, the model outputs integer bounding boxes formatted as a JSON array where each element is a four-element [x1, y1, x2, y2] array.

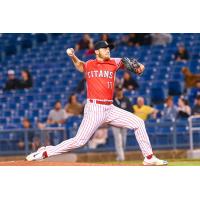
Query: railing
[[188, 116, 200, 151], [145, 120, 178, 150], [0, 127, 66, 155], [0, 118, 200, 156]]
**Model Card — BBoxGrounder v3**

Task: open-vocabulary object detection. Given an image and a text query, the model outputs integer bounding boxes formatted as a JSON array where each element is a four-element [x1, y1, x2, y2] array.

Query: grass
[[167, 159, 200, 166], [95, 159, 200, 166]]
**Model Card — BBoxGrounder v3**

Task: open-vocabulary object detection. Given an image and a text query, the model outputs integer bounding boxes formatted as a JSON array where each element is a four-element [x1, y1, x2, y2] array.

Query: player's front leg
[[26, 108, 105, 161], [107, 105, 168, 166]]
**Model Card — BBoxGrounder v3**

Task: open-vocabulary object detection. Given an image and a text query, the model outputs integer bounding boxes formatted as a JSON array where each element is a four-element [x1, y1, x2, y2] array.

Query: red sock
[[43, 151, 48, 158], [147, 154, 153, 159]]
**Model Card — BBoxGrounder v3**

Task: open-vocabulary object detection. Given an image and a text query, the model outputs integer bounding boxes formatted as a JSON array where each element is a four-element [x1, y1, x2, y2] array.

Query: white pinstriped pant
[[45, 101, 153, 157]]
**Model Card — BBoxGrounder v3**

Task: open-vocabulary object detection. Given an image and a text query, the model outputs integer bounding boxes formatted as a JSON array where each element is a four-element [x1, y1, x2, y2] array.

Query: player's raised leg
[[107, 105, 168, 166]]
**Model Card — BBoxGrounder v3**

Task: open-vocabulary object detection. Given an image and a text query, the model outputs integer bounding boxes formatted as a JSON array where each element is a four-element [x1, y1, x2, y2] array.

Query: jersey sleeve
[[112, 58, 124, 70]]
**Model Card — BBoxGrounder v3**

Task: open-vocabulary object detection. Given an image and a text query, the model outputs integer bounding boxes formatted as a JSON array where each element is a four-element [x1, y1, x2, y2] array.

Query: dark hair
[[68, 94, 76, 104], [22, 69, 32, 80], [165, 96, 173, 103], [54, 100, 61, 106], [180, 98, 189, 105], [23, 118, 30, 123]]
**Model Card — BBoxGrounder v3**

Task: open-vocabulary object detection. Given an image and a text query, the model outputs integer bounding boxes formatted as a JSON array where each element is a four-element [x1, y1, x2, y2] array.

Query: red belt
[[89, 99, 113, 105]]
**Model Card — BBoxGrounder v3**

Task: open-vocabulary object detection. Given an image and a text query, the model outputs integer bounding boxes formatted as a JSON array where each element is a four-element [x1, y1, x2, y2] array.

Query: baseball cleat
[[26, 147, 48, 161], [143, 155, 168, 166]]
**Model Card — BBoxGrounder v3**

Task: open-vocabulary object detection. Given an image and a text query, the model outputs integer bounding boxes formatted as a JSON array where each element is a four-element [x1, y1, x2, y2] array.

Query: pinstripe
[[46, 103, 152, 157], [47, 104, 93, 155], [50, 109, 91, 151], [137, 119, 152, 155], [108, 105, 141, 128], [107, 105, 152, 156], [76, 111, 93, 143], [115, 115, 151, 156], [48, 116, 88, 154], [47, 102, 106, 156], [53, 106, 96, 154], [108, 116, 147, 155]]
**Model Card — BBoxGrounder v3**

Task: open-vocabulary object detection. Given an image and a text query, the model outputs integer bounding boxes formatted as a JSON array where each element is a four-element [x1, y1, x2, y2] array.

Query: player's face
[[96, 47, 110, 60]]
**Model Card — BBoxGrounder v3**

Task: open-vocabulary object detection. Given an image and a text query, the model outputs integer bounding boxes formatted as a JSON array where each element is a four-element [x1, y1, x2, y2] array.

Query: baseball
[[66, 48, 74, 56]]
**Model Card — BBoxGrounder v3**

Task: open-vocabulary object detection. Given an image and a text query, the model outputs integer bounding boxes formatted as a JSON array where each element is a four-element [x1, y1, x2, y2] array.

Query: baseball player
[[26, 40, 168, 165]]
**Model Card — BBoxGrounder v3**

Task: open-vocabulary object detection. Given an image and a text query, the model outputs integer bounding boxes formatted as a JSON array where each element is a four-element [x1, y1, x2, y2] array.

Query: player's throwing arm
[[66, 48, 85, 73]]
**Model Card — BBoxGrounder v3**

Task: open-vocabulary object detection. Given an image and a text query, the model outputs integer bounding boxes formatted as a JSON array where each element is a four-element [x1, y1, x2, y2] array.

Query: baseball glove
[[121, 57, 143, 75]]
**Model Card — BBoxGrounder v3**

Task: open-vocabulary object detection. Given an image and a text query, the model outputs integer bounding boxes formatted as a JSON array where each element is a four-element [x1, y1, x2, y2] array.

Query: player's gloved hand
[[66, 48, 75, 57], [122, 57, 144, 75]]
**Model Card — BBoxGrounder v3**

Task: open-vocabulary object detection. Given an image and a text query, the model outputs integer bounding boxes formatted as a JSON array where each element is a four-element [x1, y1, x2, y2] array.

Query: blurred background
[[0, 33, 200, 162]]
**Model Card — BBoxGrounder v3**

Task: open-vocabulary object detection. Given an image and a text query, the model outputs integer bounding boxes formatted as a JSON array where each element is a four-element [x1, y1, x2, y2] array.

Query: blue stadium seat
[[0, 118, 7, 124], [168, 80, 183, 96], [150, 87, 167, 104]]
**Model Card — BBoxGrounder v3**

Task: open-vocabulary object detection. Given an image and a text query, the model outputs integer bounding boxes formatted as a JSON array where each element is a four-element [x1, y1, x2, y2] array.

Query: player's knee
[[73, 137, 87, 147], [78, 139, 87, 147], [133, 118, 145, 129], [139, 118, 145, 125], [138, 118, 145, 127]]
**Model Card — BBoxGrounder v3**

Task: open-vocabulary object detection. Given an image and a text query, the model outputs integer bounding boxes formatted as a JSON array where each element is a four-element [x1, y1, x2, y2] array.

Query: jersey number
[[107, 82, 112, 89]]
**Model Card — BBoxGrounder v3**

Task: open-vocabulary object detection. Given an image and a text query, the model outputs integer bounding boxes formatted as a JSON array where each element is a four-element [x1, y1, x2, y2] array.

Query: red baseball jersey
[[83, 58, 124, 100]]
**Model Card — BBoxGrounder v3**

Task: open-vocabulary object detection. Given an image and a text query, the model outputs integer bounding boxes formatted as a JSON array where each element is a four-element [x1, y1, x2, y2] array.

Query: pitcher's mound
[[41, 153, 77, 162]]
